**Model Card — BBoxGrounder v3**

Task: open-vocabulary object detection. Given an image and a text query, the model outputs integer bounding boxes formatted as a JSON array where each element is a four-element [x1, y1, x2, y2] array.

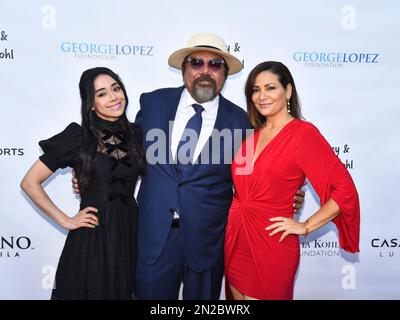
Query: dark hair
[[181, 53, 229, 78], [245, 61, 303, 129], [78, 67, 146, 192]]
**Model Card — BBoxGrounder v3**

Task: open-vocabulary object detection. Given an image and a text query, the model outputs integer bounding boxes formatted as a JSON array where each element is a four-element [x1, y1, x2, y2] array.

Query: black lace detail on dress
[[98, 129, 129, 160], [97, 129, 132, 172], [94, 118, 133, 206]]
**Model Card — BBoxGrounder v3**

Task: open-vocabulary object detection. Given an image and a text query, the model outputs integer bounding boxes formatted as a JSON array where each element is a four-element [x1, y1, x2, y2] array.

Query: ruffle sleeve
[[294, 121, 360, 253], [39, 122, 83, 172]]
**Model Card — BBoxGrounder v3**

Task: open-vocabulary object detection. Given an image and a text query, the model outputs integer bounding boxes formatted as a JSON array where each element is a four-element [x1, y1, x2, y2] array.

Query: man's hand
[[72, 169, 80, 195], [293, 189, 305, 213]]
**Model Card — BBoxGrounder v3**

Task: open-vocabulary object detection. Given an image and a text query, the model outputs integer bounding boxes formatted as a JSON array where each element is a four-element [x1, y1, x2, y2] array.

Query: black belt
[[171, 218, 180, 229]]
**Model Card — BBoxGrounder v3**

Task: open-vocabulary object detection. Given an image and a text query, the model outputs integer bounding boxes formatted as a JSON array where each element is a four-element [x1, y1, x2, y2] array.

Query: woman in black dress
[[20, 67, 146, 299]]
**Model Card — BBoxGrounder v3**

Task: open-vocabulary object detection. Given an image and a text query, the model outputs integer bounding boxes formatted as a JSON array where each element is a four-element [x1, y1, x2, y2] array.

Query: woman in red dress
[[224, 61, 360, 300]]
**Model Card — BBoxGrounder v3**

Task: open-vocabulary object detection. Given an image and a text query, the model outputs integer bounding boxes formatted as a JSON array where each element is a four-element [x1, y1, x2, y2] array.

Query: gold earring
[[287, 101, 291, 113]]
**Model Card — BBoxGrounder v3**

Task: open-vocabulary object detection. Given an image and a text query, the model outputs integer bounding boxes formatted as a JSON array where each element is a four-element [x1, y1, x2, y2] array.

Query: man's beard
[[191, 75, 217, 103]]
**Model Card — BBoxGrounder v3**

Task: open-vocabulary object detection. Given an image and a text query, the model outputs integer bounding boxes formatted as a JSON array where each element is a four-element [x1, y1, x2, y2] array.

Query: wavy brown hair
[[245, 61, 303, 129]]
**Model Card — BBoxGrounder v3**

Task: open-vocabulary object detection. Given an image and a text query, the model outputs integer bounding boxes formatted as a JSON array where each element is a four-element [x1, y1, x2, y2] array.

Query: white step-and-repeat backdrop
[[1, 0, 399, 299]]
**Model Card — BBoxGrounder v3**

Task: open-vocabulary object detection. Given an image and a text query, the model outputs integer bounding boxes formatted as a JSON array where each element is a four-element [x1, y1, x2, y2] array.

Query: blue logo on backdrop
[[60, 41, 155, 60], [293, 51, 379, 68]]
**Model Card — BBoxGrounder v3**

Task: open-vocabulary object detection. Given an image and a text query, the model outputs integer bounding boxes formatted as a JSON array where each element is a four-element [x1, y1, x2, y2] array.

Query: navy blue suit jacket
[[135, 86, 250, 272]]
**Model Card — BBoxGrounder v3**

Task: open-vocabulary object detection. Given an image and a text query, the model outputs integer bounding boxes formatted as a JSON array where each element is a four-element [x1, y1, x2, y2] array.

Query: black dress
[[39, 115, 140, 300]]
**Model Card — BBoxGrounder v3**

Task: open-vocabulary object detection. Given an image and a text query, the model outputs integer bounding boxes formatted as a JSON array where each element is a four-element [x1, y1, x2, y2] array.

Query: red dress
[[224, 119, 360, 300]]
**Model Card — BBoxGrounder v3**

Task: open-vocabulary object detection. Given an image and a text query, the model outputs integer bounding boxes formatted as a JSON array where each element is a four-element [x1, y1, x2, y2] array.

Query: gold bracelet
[[302, 220, 309, 237]]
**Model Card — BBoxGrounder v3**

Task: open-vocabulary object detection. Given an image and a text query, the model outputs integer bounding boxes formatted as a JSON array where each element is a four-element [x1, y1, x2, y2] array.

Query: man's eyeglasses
[[185, 57, 226, 71]]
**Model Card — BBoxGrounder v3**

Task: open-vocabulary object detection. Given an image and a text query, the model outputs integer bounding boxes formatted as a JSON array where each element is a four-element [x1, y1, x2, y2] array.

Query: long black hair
[[77, 67, 146, 192], [245, 61, 303, 129]]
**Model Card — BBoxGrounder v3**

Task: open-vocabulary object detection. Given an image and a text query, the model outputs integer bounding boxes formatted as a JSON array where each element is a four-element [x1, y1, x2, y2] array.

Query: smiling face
[[182, 50, 227, 103], [251, 71, 292, 119], [92, 74, 126, 121]]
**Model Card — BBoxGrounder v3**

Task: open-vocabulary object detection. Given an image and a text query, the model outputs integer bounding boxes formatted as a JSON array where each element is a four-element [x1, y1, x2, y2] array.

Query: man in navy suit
[[134, 33, 246, 300], [134, 33, 304, 300]]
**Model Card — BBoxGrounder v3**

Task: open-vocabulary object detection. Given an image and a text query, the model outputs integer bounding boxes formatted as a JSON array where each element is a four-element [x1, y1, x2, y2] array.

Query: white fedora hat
[[168, 33, 243, 75]]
